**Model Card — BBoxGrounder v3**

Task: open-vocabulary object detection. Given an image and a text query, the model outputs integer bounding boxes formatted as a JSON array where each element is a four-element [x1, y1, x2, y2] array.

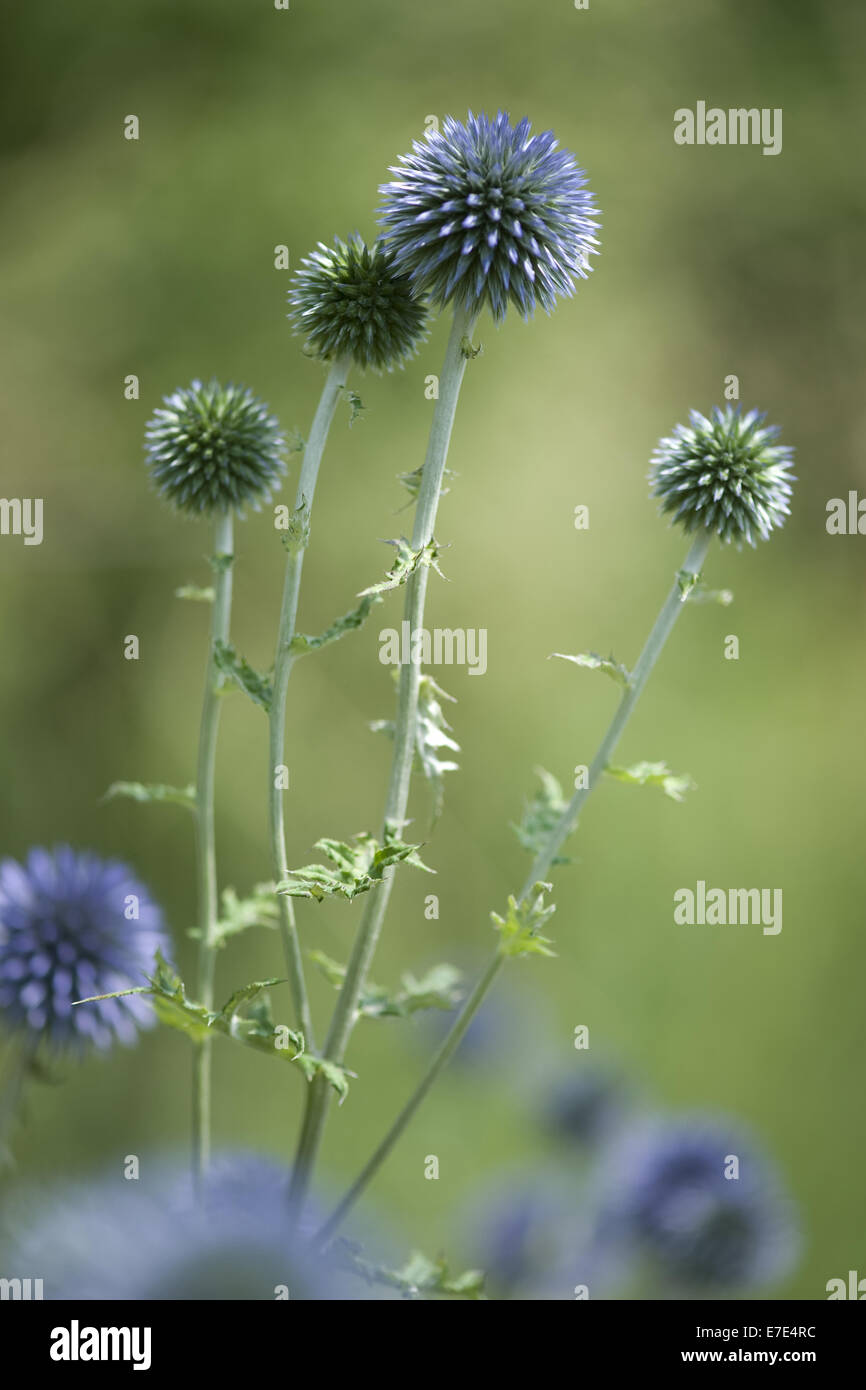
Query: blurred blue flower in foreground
[[6, 1155, 337, 1300], [596, 1115, 800, 1292], [0, 846, 168, 1053], [380, 110, 600, 320], [541, 1064, 630, 1150], [465, 1167, 597, 1299]]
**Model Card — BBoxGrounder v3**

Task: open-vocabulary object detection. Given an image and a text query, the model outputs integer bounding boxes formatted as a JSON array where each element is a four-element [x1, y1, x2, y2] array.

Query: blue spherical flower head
[[288, 235, 428, 372], [7, 1155, 338, 1300], [649, 405, 795, 546], [144, 379, 286, 516], [0, 847, 168, 1053], [379, 110, 600, 321], [600, 1116, 800, 1291]]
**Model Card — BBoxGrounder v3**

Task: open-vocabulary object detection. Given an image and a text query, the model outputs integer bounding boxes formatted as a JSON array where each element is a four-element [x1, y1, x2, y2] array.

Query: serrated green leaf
[[396, 465, 455, 508], [346, 390, 365, 427], [338, 1244, 485, 1300], [358, 537, 446, 597], [550, 651, 631, 687], [188, 884, 279, 948], [277, 828, 434, 903], [492, 882, 556, 960], [511, 767, 571, 865], [74, 951, 308, 1073], [174, 584, 215, 603], [103, 781, 196, 811], [372, 674, 459, 826], [605, 760, 696, 803], [676, 567, 703, 601], [277, 499, 311, 555], [213, 641, 273, 713], [309, 951, 463, 1019], [293, 1053, 355, 1103], [216, 977, 285, 1023], [290, 592, 382, 656]]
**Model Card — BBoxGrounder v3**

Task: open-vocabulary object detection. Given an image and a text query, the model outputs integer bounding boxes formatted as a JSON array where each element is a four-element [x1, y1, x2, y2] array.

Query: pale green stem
[[192, 508, 234, 1185], [289, 304, 478, 1210], [318, 531, 712, 1236], [269, 356, 350, 1050], [0, 1039, 33, 1172]]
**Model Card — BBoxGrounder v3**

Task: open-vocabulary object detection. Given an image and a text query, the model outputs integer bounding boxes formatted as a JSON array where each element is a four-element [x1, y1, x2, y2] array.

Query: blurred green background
[[1, 0, 864, 1298]]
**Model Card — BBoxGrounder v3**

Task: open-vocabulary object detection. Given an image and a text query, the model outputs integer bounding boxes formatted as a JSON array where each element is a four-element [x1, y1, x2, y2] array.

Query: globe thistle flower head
[[6, 1154, 337, 1299], [144, 379, 286, 516], [598, 1116, 800, 1291], [649, 405, 794, 546], [379, 110, 600, 321], [0, 846, 169, 1054], [288, 235, 428, 371]]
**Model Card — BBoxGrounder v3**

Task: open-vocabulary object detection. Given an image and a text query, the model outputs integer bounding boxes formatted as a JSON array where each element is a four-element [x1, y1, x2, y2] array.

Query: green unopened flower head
[[288, 235, 428, 372], [145, 380, 286, 516], [649, 405, 794, 546]]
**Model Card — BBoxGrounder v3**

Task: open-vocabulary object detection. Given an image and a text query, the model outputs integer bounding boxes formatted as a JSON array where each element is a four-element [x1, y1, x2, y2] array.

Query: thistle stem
[[289, 303, 478, 1211], [192, 508, 234, 1185], [317, 530, 712, 1236], [269, 356, 350, 1051]]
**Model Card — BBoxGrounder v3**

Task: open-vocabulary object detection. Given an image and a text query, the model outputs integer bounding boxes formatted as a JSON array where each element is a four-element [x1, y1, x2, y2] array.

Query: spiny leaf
[[338, 1244, 485, 1300], [511, 767, 571, 865], [74, 952, 308, 1073], [209, 550, 234, 575], [214, 641, 273, 713], [103, 781, 196, 811], [550, 651, 631, 688], [188, 884, 279, 948], [293, 1054, 355, 1103], [358, 537, 446, 597], [309, 951, 463, 1019], [492, 882, 557, 960], [346, 390, 366, 427], [175, 584, 215, 603], [373, 675, 460, 826], [290, 592, 382, 656], [605, 760, 696, 803], [277, 828, 434, 903], [396, 465, 455, 508], [277, 498, 311, 554], [676, 567, 703, 601]]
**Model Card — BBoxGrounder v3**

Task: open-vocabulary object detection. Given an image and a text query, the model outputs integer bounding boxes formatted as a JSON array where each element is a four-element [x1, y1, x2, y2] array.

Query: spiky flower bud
[[649, 405, 794, 546], [379, 110, 600, 321], [144, 380, 286, 516], [288, 235, 428, 372]]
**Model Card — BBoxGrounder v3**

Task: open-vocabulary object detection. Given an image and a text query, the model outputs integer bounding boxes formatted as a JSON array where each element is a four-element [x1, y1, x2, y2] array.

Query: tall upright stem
[[192, 508, 234, 1184], [318, 531, 712, 1236], [269, 357, 350, 1050], [290, 303, 478, 1209]]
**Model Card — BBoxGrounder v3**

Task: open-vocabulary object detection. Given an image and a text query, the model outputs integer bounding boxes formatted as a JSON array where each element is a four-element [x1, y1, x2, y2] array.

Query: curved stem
[[269, 356, 350, 1050], [316, 951, 503, 1244], [319, 531, 712, 1236], [192, 508, 234, 1184], [289, 304, 478, 1210]]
